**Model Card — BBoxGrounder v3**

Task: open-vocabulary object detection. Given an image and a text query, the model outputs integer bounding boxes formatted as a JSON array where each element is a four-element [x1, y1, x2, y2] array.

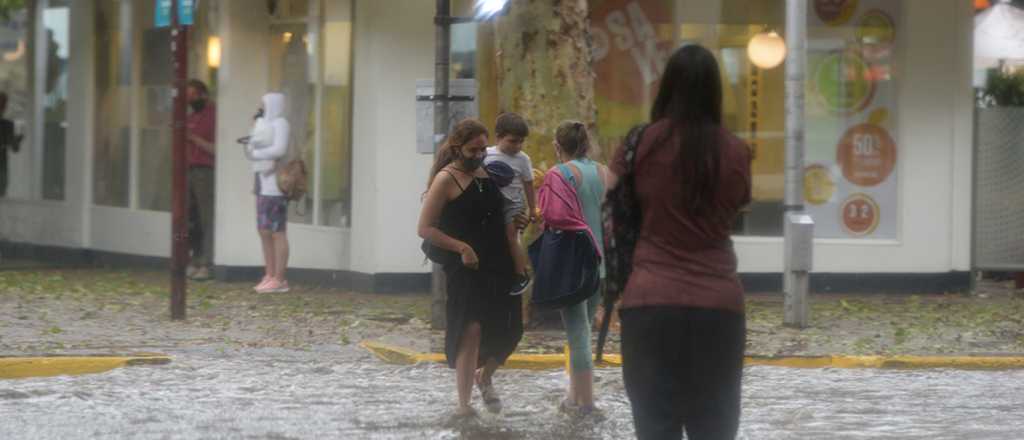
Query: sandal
[[559, 398, 605, 421], [477, 382, 502, 413], [559, 398, 579, 415]]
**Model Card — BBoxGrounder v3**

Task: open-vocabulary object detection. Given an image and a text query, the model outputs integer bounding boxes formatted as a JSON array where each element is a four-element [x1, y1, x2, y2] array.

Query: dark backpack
[[596, 124, 646, 361]]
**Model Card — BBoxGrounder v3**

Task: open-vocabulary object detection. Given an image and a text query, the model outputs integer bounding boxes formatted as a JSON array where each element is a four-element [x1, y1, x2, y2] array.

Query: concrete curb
[[0, 354, 171, 379], [360, 341, 1024, 370]]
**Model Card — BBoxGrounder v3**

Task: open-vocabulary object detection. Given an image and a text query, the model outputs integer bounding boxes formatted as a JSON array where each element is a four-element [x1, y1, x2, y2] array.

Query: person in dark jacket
[[0, 92, 23, 197]]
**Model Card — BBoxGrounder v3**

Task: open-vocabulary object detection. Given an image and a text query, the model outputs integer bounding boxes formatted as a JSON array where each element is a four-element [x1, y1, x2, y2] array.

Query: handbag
[[527, 229, 601, 310], [596, 123, 646, 361], [276, 159, 308, 201]]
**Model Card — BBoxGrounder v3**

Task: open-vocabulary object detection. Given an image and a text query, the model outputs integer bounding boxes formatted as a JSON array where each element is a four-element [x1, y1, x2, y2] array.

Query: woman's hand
[[459, 244, 480, 270]]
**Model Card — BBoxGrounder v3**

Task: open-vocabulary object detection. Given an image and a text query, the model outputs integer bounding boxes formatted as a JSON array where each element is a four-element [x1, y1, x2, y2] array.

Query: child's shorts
[[503, 197, 526, 227]]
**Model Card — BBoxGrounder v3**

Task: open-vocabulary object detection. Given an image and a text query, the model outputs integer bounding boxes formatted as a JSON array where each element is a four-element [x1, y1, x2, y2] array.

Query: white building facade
[[0, 0, 976, 292]]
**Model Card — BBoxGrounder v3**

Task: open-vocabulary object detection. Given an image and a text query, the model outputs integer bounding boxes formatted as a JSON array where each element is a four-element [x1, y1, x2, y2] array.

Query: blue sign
[[155, 0, 194, 27]]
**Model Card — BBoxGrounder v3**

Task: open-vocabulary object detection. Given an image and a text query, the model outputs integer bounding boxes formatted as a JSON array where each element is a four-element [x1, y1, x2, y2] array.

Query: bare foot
[[454, 405, 477, 418], [446, 405, 479, 428]]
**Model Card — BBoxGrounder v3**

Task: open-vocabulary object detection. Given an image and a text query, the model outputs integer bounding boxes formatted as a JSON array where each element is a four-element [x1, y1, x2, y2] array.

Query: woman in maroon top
[[610, 45, 752, 439]]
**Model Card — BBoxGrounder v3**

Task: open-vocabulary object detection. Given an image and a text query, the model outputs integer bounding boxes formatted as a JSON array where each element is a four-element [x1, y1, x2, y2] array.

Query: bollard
[[784, 213, 814, 328]]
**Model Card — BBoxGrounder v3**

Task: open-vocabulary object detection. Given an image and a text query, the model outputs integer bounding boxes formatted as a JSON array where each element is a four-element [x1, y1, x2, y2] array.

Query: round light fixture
[[747, 31, 787, 69]]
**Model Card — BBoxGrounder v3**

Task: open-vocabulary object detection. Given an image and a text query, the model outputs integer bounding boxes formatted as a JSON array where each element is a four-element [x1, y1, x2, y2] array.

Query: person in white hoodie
[[245, 93, 291, 293]]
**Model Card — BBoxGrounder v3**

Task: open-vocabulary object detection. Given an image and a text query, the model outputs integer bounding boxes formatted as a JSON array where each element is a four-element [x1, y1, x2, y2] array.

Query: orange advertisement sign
[[840, 193, 881, 236], [590, 0, 673, 107], [836, 123, 896, 187]]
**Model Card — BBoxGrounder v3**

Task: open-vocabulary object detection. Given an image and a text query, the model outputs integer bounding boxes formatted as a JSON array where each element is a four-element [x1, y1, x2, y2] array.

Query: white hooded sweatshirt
[[245, 93, 290, 196]]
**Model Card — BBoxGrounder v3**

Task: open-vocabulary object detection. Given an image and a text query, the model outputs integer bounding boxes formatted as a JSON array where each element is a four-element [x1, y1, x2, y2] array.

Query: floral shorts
[[257, 196, 288, 232]]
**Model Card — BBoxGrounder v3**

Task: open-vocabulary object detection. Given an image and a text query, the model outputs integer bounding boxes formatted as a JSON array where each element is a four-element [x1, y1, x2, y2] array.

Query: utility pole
[[170, 0, 190, 321], [783, 0, 812, 328], [431, 0, 452, 330]]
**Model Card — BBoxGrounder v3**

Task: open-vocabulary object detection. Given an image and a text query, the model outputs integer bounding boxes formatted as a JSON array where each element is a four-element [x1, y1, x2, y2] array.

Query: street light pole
[[170, 0, 190, 321], [783, 0, 809, 328], [431, 0, 452, 330]]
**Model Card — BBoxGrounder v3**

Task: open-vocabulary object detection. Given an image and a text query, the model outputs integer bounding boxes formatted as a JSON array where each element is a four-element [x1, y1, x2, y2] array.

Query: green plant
[[981, 68, 1024, 107]]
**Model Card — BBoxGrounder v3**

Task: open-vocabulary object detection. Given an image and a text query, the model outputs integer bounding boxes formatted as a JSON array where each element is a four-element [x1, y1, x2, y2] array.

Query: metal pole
[[431, 0, 452, 330], [783, 0, 808, 328], [170, 0, 189, 321]]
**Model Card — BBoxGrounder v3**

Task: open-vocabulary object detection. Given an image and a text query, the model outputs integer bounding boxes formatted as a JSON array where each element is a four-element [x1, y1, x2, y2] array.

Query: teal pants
[[560, 284, 601, 372]]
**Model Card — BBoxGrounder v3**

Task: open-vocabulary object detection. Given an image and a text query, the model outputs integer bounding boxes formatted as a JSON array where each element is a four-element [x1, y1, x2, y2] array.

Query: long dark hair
[[650, 44, 724, 220], [427, 119, 489, 189]]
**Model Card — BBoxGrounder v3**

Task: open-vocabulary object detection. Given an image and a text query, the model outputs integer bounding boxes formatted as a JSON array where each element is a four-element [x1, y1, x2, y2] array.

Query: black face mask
[[461, 155, 484, 172], [190, 98, 207, 113]]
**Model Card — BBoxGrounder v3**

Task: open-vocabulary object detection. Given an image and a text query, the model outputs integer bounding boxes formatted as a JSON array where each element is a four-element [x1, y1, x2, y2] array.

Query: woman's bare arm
[[417, 172, 471, 255]]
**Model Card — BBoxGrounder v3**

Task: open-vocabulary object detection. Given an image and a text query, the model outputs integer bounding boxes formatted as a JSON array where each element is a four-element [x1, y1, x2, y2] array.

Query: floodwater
[[2, 347, 1022, 439]]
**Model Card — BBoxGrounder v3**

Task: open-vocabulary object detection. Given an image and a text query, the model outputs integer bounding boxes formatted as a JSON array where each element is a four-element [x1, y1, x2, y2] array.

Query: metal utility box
[[785, 213, 815, 272], [415, 79, 478, 154]]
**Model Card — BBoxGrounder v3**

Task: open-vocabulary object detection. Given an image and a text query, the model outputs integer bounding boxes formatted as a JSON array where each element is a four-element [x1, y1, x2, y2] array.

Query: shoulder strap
[[557, 163, 579, 189], [623, 124, 648, 174], [441, 169, 466, 192]]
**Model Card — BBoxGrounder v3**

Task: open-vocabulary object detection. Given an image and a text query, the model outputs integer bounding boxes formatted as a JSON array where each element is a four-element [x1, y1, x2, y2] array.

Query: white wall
[[90, 207, 170, 257], [734, 0, 974, 273], [349, 0, 435, 274]]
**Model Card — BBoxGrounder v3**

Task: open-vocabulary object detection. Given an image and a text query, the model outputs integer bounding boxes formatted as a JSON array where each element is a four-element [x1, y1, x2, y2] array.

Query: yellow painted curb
[[360, 341, 1024, 371], [0, 355, 171, 379]]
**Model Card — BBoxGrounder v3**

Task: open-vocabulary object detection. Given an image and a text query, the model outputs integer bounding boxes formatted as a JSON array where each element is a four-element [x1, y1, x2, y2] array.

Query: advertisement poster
[[804, 0, 899, 239], [589, 0, 674, 155]]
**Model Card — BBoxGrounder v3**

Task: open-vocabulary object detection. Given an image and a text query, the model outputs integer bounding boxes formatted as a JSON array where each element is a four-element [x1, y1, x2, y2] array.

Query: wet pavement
[[2, 347, 1023, 439]]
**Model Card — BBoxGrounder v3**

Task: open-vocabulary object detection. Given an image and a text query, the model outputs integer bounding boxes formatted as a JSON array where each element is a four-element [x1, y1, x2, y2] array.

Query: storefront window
[[94, 0, 216, 211], [588, 0, 899, 238], [41, 0, 69, 201], [268, 0, 353, 228], [93, 0, 132, 207], [137, 0, 173, 211], [269, 6, 314, 224], [317, 0, 353, 227], [803, 1, 900, 240]]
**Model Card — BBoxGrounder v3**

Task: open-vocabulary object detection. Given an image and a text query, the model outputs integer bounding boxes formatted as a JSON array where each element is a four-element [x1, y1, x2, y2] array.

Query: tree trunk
[[496, 0, 597, 171], [495, 0, 596, 329]]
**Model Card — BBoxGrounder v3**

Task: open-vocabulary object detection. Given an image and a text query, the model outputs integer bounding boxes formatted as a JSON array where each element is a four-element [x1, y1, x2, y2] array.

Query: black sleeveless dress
[[437, 173, 522, 368]]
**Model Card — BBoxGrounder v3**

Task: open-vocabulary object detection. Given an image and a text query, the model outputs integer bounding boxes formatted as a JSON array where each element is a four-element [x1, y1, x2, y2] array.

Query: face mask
[[254, 108, 264, 120], [189, 98, 206, 113], [461, 154, 484, 172]]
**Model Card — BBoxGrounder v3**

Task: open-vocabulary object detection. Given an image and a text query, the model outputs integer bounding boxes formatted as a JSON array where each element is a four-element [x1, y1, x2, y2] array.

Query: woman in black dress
[[418, 119, 523, 418]]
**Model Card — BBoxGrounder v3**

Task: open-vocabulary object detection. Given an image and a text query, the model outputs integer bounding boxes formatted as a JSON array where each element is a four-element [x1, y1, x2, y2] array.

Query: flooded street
[[2, 347, 1023, 439]]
